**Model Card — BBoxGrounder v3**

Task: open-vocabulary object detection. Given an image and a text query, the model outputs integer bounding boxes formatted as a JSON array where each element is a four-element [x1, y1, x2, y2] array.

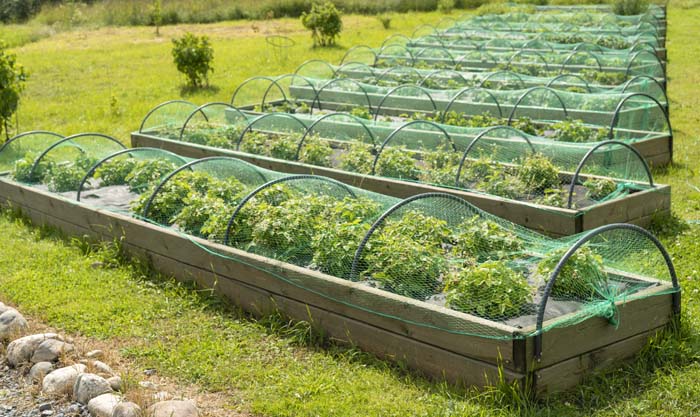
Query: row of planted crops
[[0, 3, 680, 392]]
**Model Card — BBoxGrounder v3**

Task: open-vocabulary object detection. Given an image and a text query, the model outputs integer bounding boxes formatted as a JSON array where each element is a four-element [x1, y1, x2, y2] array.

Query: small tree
[[301, 1, 342, 47], [0, 42, 28, 141], [171, 32, 213, 88], [150, 0, 163, 36]]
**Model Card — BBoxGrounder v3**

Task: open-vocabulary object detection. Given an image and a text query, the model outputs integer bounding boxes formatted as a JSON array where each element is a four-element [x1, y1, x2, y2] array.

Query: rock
[[113, 402, 142, 417], [87, 393, 121, 417], [38, 402, 53, 412], [31, 339, 74, 363], [138, 381, 157, 390], [42, 364, 86, 396], [6, 333, 61, 367], [73, 373, 112, 404], [153, 391, 171, 401], [91, 360, 114, 376], [147, 400, 199, 417], [40, 410, 54, 416], [143, 368, 156, 376], [29, 362, 54, 383], [107, 376, 122, 392], [86, 350, 103, 359], [0, 308, 28, 341], [0, 302, 9, 314]]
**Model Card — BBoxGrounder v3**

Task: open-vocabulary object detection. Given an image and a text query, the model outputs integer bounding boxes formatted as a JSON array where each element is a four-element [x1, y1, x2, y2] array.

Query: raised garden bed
[[0, 140, 680, 396], [129, 105, 671, 237]]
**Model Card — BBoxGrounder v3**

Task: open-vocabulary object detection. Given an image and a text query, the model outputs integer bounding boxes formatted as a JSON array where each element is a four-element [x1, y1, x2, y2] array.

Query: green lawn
[[2, 3, 700, 416]]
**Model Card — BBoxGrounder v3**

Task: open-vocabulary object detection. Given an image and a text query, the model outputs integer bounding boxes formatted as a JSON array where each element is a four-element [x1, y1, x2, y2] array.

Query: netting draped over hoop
[[1, 141, 679, 343]]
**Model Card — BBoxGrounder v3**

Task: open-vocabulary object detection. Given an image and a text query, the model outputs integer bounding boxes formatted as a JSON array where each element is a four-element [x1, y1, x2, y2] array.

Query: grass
[[1, 2, 700, 416]]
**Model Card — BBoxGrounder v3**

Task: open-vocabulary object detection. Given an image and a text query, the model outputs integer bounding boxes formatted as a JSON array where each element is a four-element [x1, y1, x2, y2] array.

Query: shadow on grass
[[179, 84, 221, 97]]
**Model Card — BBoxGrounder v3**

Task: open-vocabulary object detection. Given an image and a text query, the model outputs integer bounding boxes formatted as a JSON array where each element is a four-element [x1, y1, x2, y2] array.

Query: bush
[[0, 41, 28, 140], [301, 1, 343, 47], [445, 260, 532, 319], [377, 13, 391, 29], [437, 0, 455, 13], [613, 0, 649, 15], [171, 32, 214, 88], [0, 0, 43, 23]]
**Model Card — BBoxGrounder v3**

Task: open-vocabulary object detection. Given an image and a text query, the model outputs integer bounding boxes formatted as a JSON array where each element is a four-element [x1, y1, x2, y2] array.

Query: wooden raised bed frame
[[0, 178, 678, 396], [131, 132, 671, 237]]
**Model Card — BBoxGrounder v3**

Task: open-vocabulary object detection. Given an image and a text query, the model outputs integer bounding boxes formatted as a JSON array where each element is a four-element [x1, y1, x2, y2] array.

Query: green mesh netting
[[1, 144, 679, 340], [135, 102, 664, 214], [298, 61, 667, 103]]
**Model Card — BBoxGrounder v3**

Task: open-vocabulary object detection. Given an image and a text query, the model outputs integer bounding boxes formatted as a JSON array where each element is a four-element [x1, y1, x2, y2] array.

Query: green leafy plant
[[349, 106, 371, 120], [381, 210, 451, 248], [44, 164, 85, 193], [269, 134, 299, 161], [551, 119, 607, 143], [375, 147, 418, 180], [240, 131, 269, 155], [124, 159, 179, 192], [613, 0, 649, 15], [583, 178, 617, 200], [517, 153, 560, 193], [445, 260, 532, 319], [94, 158, 138, 186], [311, 221, 370, 278], [0, 41, 28, 140], [171, 32, 214, 88], [534, 188, 567, 208], [536, 246, 608, 299], [437, 0, 455, 14], [301, 1, 343, 47], [339, 142, 374, 174], [11, 156, 41, 183], [452, 216, 523, 263], [299, 134, 333, 167], [376, 14, 391, 29]]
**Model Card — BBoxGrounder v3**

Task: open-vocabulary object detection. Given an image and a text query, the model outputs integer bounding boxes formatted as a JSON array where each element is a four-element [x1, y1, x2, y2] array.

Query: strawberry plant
[[311, 221, 370, 278], [550, 119, 604, 143], [95, 158, 138, 186], [583, 177, 617, 200], [11, 156, 44, 183], [269, 134, 299, 161], [299, 134, 333, 167], [375, 147, 419, 180], [172, 195, 229, 235], [534, 188, 567, 208], [45, 164, 85, 192], [240, 131, 269, 155], [381, 210, 452, 248], [451, 215, 523, 262], [517, 153, 560, 193], [339, 142, 374, 174], [124, 159, 179, 192], [536, 246, 607, 299], [444, 260, 532, 319]]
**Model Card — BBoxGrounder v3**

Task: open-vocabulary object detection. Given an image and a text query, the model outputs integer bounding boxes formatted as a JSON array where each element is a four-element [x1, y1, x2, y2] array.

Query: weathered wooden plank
[[581, 185, 671, 231], [534, 326, 666, 395], [522, 285, 674, 369]]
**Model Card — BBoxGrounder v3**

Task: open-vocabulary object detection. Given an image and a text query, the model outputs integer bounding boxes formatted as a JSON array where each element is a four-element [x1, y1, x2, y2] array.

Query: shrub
[[536, 246, 607, 299], [171, 32, 214, 88], [445, 260, 532, 319], [613, 0, 649, 15], [0, 41, 28, 140], [0, 0, 42, 23], [301, 1, 343, 47], [377, 13, 391, 29], [437, 0, 455, 13]]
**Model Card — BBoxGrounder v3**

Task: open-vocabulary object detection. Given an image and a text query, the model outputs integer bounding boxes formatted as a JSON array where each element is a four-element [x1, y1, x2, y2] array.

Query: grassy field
[[1, 3, 700, 416]]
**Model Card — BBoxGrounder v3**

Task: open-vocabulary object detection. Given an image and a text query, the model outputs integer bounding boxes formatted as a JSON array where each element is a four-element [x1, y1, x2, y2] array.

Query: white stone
[[147, 400, 199, 417], [41, 364, 86, 396], [107, 375, 122, 392], [87, 393, 122, 417], [31, 339, 74, 363], [138, 381, 157, 390], [0, 309, 28, 341], [6, 333, 61, 367], [73, 373, 112, 404], [112, 402, 142, 417], [86, 350, 104, 359], [0, 302, 9, 314], [29, 361, 54, 383], [153, 391, 171, 401], [91, 360, 114, 376]]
